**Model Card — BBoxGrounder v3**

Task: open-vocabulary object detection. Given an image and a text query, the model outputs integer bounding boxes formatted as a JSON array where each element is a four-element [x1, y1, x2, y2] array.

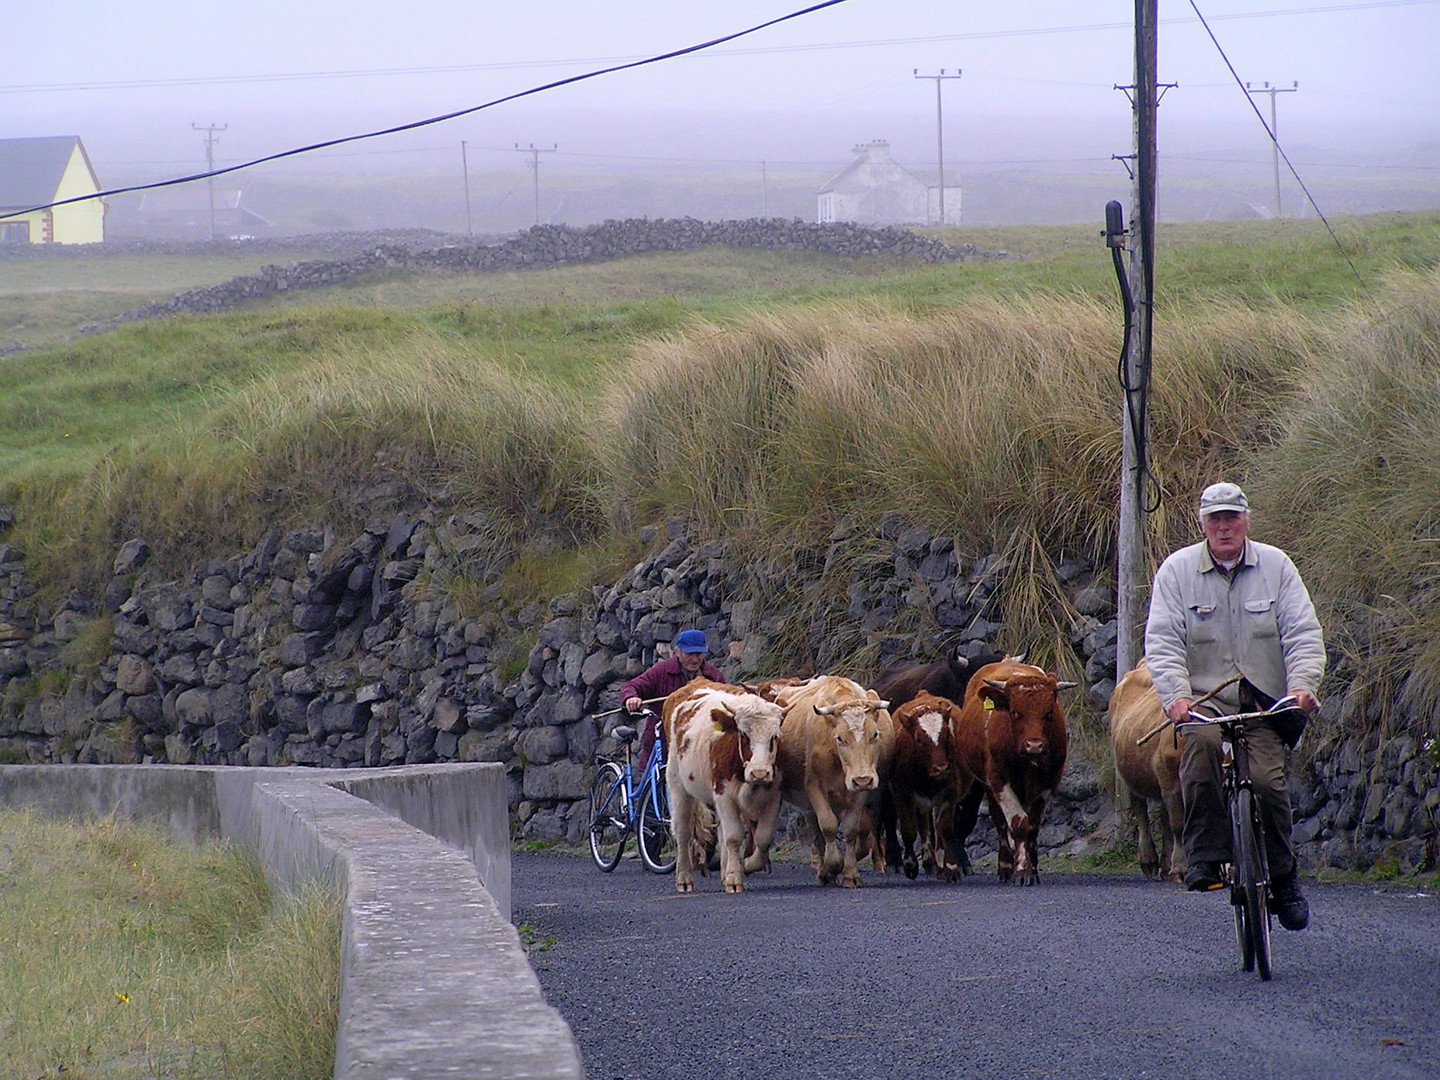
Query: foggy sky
[[7, 1, 1439, 204]]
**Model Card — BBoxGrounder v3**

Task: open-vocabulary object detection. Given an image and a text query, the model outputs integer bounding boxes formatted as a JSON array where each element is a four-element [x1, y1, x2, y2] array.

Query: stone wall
[[1, 507, 1434, 874], [93, 218, 990, 326]]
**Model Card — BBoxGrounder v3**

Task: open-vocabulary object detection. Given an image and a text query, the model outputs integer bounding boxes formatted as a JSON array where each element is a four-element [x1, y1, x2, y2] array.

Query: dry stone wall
[[96, 218, 991, 325], [0, 506, 1434, 874]]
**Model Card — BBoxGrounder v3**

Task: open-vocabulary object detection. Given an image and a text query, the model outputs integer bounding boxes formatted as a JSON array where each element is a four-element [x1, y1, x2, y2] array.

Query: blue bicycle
[[588, 710, 677, 874]]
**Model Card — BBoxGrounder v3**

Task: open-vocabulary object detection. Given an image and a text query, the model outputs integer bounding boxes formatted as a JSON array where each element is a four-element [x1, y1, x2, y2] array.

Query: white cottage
[[816, 141, 961, 227]]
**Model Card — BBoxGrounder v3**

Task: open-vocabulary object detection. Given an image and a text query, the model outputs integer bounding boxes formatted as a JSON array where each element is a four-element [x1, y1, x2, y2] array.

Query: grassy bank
[[1, 211, 1438, 732], [0, 808, 339, 1080]]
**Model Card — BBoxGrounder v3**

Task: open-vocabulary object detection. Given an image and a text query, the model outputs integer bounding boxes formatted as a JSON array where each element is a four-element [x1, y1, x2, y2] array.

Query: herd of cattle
[[652, 647, 1183, 894]]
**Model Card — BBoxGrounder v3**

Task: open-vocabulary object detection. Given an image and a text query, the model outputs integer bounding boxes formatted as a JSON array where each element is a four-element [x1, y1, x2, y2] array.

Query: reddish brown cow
[[952, 658, 1076, 885], [887, 691, 973, 881]]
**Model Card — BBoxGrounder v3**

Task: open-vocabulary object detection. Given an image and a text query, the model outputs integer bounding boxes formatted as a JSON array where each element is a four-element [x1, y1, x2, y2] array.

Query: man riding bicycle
[[1144, 482, 1325, 930], [619, 629, 723, 773]]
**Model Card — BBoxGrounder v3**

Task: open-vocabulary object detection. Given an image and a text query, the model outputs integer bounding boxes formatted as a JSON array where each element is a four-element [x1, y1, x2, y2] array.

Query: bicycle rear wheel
[[1233, 787, 1273, 980], [588, 762, 628, 871], [637, 766, 678, 874]]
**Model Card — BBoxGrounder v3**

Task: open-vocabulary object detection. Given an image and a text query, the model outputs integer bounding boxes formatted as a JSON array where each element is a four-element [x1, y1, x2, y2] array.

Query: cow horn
[[1055, 680, 1079, 691], [815, 703, 837, 716], [868, 699, 890, 712], [718, 701, 737, 718], [1010, 653, 1026, 664], [982, 678, 1008, 692]]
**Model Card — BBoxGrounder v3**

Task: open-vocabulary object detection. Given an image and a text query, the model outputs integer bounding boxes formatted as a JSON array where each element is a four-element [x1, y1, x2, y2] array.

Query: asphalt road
[[513, 850, 1439, 1080]]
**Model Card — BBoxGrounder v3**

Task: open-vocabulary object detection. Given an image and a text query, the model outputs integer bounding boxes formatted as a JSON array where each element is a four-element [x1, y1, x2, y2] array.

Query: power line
[[0, 0, 852, 222]]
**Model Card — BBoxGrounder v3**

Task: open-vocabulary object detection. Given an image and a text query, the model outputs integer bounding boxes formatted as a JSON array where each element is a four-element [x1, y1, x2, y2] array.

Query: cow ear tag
[[714, 720, 725, 733], [982, 697, 995, 711]]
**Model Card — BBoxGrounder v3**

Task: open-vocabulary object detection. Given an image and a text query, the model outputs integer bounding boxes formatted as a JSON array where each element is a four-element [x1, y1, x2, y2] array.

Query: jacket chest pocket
[[1188, 604, 1220, 643], [1244, 597, 1279, 638]]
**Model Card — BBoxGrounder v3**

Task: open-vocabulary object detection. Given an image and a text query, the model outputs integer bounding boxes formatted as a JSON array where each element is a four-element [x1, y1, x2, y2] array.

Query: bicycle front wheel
[[588, 762, 628, 872], [1233, 787, 1273, 980], [637, 766, 678, 874]]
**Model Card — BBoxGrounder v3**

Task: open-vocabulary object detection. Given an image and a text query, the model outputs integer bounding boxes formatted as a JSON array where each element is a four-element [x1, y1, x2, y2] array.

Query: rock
[[113, 539, 151, 576]]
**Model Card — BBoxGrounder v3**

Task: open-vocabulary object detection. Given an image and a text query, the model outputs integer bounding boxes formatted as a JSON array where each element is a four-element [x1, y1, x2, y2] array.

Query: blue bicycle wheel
[[588, 762, 628, 871], [637, 765, 678, 874]]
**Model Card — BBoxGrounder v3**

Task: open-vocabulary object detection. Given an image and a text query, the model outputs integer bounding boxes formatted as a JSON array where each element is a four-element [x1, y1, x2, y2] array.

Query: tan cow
[[774, 675, 893, 887], [952, 658, 1075, 885], [664, 679, 786, 894], [1109, 658, 1187, 881]]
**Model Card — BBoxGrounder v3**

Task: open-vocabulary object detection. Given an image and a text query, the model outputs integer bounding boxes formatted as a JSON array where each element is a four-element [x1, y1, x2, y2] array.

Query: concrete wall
[[0, 762, 582, 1080]]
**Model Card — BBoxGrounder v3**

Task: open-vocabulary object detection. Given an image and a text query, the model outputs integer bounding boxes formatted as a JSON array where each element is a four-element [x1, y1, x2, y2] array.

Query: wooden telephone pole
[[1115, 0, 1158, 678]]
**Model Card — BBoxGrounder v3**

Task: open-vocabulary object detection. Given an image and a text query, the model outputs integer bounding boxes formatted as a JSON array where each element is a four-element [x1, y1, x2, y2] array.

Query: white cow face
[[732, 697, 784, 786]]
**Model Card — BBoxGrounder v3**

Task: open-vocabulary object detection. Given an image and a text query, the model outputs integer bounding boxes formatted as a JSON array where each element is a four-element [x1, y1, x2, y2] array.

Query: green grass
[[2, 211, 1439, 737], [0, 808, 339, 1080], [0, 250, 336, 348]]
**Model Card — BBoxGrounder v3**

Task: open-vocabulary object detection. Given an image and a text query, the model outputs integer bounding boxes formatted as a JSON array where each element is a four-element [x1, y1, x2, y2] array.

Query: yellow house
[[0, 136, 105, 244]]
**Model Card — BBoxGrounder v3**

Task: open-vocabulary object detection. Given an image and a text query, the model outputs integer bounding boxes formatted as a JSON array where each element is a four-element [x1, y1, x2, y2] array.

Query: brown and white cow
[[952, 658, 1075, 885], [664, 679, 786, 894], [887, 690, 973, 881], [774, 675, 893, 887], [1109, 658, 1186, 882]]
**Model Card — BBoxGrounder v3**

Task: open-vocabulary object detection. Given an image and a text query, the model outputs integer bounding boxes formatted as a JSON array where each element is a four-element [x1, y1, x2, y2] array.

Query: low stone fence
[[92, 217, 990, 325], [0, 762, 582, 1080], [1, 505, 1435, 875]]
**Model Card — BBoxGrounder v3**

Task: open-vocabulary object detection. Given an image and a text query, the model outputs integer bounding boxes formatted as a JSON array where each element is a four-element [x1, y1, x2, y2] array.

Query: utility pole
[[761, 160, 769, 218], [514, 143, 556, 227], [913, 69, 961, 226], [461, 140, 473, 237], [192, 122, 227, 241], [1115, 0, 1158, 679], [1245, 81, 1297, 218]]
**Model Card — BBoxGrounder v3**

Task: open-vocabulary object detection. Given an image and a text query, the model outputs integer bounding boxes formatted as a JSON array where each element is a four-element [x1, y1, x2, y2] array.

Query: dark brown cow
[[872, 647, 1009, 869], [872, 645, 1011, 710], [952, 658, 1076, 885], [887, 691, 973, 881]]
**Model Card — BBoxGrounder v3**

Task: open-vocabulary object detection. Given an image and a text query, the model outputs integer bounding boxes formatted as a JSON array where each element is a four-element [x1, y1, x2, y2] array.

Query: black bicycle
[[587, 709, 677, 874], [1176, 696, 1301, 981]]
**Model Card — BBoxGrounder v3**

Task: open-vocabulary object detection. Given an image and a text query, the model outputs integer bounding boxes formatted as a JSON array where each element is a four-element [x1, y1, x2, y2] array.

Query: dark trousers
[[1180, 719, 1296, 880]]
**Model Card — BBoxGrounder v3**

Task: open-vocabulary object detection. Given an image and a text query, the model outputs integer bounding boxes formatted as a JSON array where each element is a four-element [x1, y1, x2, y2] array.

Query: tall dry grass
[[1246, 266, 1440, 734]]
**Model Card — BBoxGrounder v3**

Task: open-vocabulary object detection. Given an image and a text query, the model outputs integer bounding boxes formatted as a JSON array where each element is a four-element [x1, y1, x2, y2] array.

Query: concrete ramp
[[0, 763, 582, 1080]]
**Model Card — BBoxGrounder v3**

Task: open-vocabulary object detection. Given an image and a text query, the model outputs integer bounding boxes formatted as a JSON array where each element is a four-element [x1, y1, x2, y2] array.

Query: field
[[2, 211, 1439, 731], [0, 808, 339, 1080]]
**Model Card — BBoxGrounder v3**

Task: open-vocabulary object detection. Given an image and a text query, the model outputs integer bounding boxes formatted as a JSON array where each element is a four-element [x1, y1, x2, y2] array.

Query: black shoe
[[1185, 861, 1224, 892], [1272, 873, 1310, 931]]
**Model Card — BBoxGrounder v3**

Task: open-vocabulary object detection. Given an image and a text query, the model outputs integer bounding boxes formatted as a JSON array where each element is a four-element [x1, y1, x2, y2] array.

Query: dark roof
[[0, 136, 93, 210]]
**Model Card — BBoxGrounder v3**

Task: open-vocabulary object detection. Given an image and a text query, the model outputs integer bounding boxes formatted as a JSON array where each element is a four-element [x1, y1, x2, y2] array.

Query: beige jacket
[[1144, 538, 1325, 712]]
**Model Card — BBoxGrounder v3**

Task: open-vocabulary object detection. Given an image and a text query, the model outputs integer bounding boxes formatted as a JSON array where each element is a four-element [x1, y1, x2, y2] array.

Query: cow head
[[979, 671, 1076, 762], [896, 691, 958, 778], [815, 696, 891, 791], [716, 695, 785, 787]]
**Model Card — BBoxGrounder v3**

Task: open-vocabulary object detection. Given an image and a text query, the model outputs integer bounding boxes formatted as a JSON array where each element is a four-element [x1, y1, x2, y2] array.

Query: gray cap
[[1197, 481, 1249, 518]]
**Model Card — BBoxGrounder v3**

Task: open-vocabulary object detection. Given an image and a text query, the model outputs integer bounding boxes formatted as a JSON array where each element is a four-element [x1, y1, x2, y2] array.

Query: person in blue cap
[[619, 629, 723, 771]]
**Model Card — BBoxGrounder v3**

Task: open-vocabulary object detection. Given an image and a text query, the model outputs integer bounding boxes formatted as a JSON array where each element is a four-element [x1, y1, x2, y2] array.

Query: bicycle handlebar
[[1176, 695, 1302, 733]]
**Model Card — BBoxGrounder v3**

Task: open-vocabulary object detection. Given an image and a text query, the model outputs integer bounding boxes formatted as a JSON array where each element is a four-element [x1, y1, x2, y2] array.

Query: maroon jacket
[[619, 654, 724, 710]]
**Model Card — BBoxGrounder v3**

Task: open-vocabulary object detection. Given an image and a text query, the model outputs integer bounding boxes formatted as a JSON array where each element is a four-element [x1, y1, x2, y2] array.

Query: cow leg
[[671, 786, 698, 894], [880, 786, 904, 873], [931, 800, 963, 883], [1161, 784, 1186, 883], [742, 792, 781, 875], [806, 782, 845, 884], [837, 801, 866, 888], [952, 782, 984, 877], [985, 789, 1018, 883], [896, 794, 923, 880], [1129, 787, 1161, 879], [715, 799, 747, 893]]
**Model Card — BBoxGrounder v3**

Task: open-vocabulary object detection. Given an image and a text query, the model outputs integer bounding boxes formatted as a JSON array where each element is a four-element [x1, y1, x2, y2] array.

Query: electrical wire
[[1188, 0, 1376, 305], [0, 0, 851, 222]]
